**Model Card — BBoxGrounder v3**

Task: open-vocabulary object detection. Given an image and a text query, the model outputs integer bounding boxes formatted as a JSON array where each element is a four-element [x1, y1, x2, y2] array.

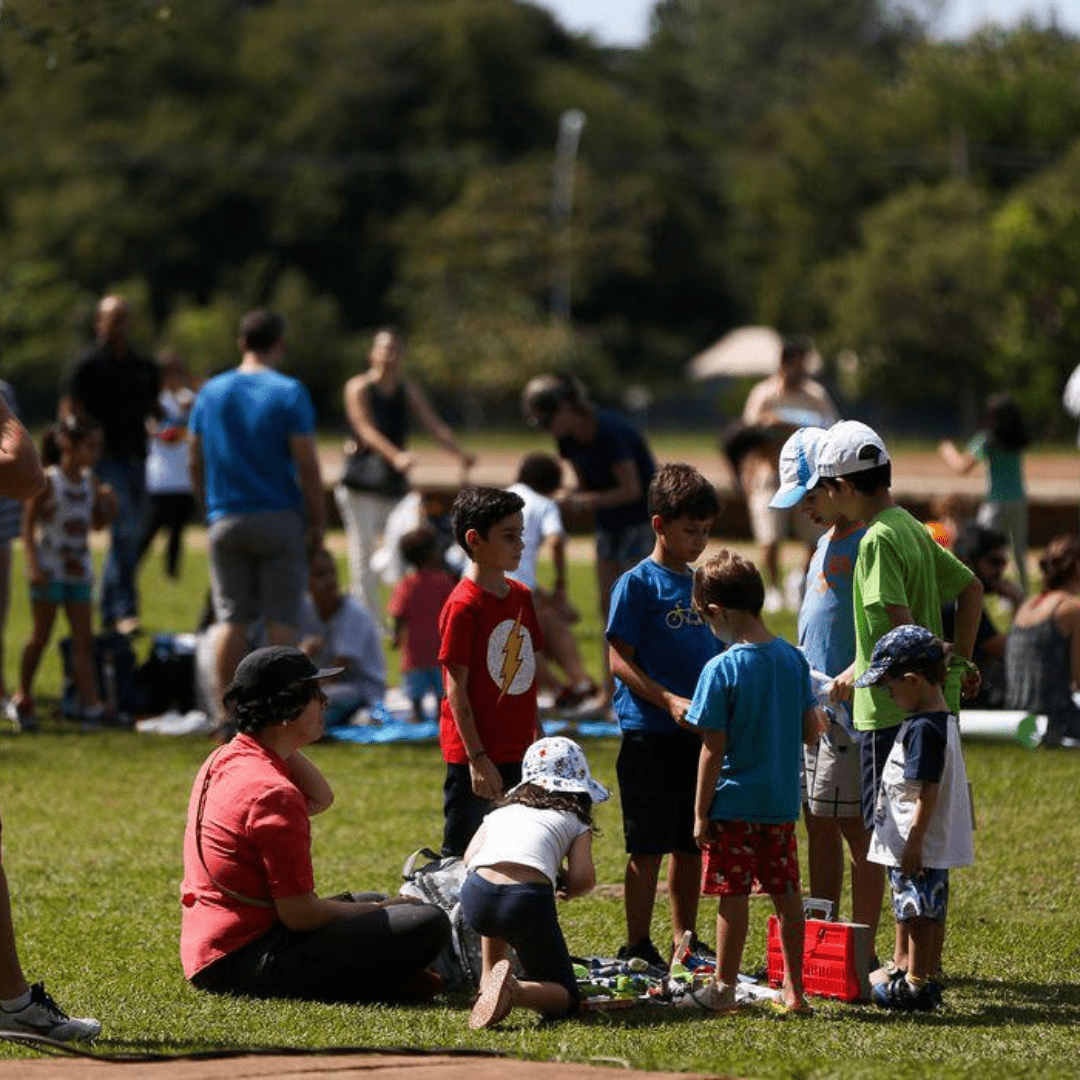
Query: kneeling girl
[[461, 737, 608, 1029]]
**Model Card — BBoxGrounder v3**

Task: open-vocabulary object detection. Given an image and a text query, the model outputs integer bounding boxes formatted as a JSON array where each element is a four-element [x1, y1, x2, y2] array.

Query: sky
[[531, 0, 1080, 46]]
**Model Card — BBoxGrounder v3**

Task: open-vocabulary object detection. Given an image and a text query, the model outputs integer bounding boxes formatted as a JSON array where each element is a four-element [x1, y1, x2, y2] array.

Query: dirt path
[[0, 1049, 732, 1080]]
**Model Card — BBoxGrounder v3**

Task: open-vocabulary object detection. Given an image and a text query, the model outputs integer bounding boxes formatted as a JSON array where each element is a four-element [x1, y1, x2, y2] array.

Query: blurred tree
[[990, 140, 1080, 436], [819, 180, 1001, 428]]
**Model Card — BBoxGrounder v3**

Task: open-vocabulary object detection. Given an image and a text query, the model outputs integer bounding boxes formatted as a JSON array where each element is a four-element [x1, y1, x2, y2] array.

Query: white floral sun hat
[[510, 737, 610, 803]]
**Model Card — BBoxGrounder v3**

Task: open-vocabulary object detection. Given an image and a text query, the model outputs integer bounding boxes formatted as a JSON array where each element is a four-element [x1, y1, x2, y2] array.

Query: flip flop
[[469, 960, 515, 1030], [768, 997, 814, 1017]]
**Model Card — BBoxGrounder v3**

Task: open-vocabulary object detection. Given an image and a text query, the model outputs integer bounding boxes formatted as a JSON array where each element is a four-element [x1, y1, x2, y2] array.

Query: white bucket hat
[[510, 737, 610, 803]]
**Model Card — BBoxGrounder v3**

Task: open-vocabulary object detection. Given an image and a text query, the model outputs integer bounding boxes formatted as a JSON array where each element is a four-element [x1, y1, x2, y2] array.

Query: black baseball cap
[[224, 646, 343, 704]]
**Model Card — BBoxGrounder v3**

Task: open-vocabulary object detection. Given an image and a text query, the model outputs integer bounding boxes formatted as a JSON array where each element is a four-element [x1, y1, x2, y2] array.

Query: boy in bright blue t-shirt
[[686, 550, 823, 1015], [606, 463, 720, 969]]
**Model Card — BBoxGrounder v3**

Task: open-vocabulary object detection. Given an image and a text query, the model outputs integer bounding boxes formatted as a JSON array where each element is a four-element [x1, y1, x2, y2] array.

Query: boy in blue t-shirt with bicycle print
[[605, 463, 720, 969]]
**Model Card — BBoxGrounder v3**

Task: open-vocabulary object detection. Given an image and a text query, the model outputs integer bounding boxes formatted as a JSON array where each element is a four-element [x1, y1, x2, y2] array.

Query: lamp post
[[550, 108, 586, 323]]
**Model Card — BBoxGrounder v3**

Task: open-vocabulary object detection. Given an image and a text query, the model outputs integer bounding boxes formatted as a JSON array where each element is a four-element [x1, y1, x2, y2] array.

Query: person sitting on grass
[[299, 547, 385, 726], [388, 526, 456, 723], [461, 736, 608, 1029], [856, 626, 974, 1013], [181, 646, 450, 1003], [685, 550, 823, 1016]]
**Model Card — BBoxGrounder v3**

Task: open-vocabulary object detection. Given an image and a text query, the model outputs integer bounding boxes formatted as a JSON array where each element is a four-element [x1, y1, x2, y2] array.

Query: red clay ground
[[0, 1047, 731, 1080]]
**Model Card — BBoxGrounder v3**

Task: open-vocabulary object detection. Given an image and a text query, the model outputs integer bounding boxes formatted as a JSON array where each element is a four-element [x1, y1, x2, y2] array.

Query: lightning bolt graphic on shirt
[[497, 611, 526, 701]]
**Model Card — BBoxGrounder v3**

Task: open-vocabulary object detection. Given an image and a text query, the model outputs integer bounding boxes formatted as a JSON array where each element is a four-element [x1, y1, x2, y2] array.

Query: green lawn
[[1, 540, 1078, 1077]]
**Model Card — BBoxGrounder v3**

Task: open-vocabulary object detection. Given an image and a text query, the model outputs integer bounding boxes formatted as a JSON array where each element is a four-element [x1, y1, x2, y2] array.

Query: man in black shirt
[[61, 295, 159, 633]]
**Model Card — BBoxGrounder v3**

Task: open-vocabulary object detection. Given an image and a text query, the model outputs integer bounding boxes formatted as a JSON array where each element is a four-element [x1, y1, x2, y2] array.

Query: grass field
[[1, 539, 1079, 1078]]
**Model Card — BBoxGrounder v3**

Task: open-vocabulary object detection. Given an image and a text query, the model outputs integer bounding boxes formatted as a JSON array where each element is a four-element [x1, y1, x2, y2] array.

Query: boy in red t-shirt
[[388, 527, 457, 722], [439, 486, 543, 856]]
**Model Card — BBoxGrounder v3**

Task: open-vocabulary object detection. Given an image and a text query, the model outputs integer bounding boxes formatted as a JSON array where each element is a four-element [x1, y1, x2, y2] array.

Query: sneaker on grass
[[3, 696, 37, 734], [872, 974, 939, 1013], [617, 937, 666, 971], [0, 983, 101, 1042], [674, 980, 747, 1015]]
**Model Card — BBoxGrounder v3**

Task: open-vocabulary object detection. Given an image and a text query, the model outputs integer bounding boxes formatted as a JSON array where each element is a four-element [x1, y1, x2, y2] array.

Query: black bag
[[340, 448, 408, 498], [135, 633, 196, 715], [59, 630, 141, 719]]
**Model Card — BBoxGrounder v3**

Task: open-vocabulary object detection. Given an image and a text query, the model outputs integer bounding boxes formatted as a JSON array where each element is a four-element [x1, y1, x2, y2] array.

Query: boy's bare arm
[[444, 662, 503, 799], [900, 780, 940, 876], [802, 706, 826, 746], [694, 729, 726, 847], [883, 604, 914, 628], [608, 635, 692, 727], [951, 577, 984, 661]]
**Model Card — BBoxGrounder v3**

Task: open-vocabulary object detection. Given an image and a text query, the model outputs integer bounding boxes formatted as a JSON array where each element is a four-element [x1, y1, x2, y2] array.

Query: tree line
[[1, 0, 1079, 435]]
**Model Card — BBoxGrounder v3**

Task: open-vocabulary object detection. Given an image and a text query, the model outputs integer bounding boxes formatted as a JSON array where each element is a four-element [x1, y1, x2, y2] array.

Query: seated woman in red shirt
[[180, 646, 450, 1001]]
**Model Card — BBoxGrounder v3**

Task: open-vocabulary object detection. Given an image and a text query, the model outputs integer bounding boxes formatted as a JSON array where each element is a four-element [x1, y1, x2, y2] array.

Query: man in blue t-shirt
[[189, 310, 325, 713], [605, 464, 720, 970]]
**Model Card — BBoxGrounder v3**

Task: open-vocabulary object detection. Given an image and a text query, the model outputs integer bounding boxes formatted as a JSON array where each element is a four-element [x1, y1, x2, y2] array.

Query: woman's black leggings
[[191, 899, 451, 1003]]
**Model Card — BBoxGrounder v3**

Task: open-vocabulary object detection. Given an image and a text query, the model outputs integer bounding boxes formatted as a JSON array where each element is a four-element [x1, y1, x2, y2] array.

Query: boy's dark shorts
[[860, 724, 901, 829], [616, 729, 701, 855], [441, 761, 522, 858]]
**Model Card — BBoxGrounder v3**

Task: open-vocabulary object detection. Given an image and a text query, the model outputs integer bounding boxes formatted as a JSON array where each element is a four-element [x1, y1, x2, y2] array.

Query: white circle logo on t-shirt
[[486, 613, 536, 698]]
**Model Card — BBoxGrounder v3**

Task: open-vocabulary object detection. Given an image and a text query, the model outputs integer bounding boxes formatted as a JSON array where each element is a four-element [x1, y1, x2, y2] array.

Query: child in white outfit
[[11, 418, 117, 730], [461, 737, 609, 1029], [855, 625, 974, 1013]]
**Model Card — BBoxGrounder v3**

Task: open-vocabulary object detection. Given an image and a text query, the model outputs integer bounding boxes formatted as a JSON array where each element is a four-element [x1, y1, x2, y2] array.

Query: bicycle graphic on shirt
[[665, 604, 705, 630]]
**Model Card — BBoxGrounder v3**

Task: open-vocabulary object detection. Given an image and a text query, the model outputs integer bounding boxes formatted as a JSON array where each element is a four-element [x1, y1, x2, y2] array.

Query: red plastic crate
[[767, 914, 872, 1002]]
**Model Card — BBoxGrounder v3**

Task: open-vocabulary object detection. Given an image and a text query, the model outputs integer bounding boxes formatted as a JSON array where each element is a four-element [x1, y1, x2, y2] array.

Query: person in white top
[[12, 417, 118, 733], [138, 351, 196, 579], [507, 454, 596, 709], [855, 626, 974, 1014], [299, 548, 386, 725], [460, 737, 609, 1029], [741, 337, 838, 611]]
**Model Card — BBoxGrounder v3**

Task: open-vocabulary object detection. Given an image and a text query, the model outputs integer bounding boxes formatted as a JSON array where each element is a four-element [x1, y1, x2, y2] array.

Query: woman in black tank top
[[334, 329, 474, 628]]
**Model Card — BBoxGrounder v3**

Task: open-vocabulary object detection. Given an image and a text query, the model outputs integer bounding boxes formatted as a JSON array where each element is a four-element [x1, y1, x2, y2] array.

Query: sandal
[[469, 960, 514, 1030], [768, 996, 814, 1017]]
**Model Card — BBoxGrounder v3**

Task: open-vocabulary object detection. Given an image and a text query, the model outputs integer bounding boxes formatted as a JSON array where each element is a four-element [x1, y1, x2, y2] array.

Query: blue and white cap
[[854, 625, 945, 688], [769, 427, 827, 509]]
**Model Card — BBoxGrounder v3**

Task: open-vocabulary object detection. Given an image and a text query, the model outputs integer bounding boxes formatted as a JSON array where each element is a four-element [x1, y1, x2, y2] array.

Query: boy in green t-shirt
[[806, 420, 982, 975]]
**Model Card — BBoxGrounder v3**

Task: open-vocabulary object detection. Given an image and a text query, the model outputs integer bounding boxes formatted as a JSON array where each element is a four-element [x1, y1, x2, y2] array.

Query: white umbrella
[[687, 326, 820, 380]]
